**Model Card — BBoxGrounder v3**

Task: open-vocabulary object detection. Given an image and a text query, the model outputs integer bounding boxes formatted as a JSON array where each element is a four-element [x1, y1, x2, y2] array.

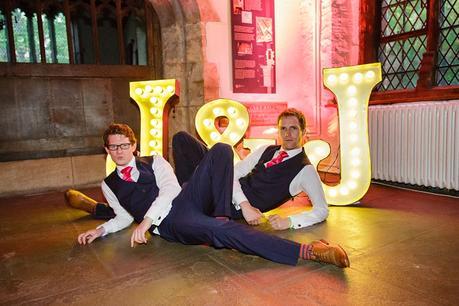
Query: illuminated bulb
[[154, 86, 163, 94], [327, 74, 338, 86], [365, 70, 375, 80], [145, 85, 153, 92], [339, 187, 349, 195], [348, 110, 358, 118], [166, 85, 174, 93], [351, 147, 361, 156], [351, 158, 361, 166], [347, 85, 357, 96], [150, 97, 158, 104], [150, 119, 160, 127], [210, 132, 220, 141], [329, 189, 337, 197], [213, 108, 223, 116], [203, 119, 213, 127], [141, 92, 149, 99], [351, 170, 361, 179], [134, 88, 143, 95], [229, 132, 239, 142], [315, 147, 326, 155], [339, 73, 349, 84], [150, 151, 157, 155], [150, 108, 159, 115], [348, 98, 358, 107], [149, 129, 160, 137], [349, 122, 358, 130], [353, 73, 363, 83], [236, 118, 245, 127], [348, 181, 358, 189], [227, 107, 237, 116], [350, 134, 358, 142], [149, 140, 158, 147]]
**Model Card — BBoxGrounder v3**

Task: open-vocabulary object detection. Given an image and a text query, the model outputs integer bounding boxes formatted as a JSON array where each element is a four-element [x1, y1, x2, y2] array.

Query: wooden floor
[[1, 184, 458, 305]]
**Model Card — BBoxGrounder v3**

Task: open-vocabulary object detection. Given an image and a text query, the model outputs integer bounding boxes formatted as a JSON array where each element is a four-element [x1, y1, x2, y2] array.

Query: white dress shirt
[[97, 155, 181, 236], [233, 145, 329, 229]]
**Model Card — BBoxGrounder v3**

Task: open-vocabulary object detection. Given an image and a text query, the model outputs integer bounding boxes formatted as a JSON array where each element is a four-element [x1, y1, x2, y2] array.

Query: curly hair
[[277, 108, 306, 131], [103, 123, 137, 147]]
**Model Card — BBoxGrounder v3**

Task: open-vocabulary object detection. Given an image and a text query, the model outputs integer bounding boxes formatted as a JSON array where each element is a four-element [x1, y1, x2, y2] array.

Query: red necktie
[[266, 151, 288, 168], [121, 166, 134, 182]]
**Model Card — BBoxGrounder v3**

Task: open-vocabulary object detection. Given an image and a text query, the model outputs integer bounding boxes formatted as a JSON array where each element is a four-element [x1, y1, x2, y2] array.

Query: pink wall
[[202, 0, 360, 172]]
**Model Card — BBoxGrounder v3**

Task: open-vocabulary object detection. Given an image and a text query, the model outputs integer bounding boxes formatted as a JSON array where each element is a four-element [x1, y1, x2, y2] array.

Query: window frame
[[359, 0, 459, 105]]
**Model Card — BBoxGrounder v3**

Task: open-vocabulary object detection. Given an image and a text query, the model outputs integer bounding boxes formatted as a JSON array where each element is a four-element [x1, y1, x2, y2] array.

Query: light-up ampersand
[[106, 79, 179, 175], [313, 63, 382, 205], [195, 99, 250, 162]]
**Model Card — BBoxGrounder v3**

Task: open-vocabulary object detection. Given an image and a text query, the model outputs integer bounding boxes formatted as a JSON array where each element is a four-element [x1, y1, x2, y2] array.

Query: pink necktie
[[266, 151, 288, 168], [121, 166, 134, 182]]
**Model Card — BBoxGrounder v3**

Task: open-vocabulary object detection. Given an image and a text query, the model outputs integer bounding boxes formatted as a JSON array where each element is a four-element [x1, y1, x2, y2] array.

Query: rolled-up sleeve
[[144, 155, 181, 225]]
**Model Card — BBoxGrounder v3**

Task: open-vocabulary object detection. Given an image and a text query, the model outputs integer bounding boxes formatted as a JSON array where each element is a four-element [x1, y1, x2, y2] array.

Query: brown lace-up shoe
[[64, 189, 98, 214], [310, 239, 350, 268]]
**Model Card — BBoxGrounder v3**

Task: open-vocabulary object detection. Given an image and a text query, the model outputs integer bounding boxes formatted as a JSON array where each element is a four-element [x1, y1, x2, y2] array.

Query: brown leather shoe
[[64, 189, 98, 214], [310, 239, 350, 268]]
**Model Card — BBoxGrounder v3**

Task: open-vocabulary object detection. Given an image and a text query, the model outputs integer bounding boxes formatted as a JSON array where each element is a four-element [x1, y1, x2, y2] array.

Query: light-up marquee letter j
[[106, 79, 179, 175], [315, 63, 382, 205]]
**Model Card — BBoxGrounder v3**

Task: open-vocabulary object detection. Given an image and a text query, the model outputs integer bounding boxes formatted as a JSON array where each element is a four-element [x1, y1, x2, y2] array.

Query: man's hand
[[240, 201, 263, 225], [268, 215, 291, 230], [78, 228, 104, 245], [131, 217, 153, 247]]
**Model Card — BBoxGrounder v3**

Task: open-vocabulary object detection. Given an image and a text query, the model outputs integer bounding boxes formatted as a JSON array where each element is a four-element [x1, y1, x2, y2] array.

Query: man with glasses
[[76, 123, 349, 268]]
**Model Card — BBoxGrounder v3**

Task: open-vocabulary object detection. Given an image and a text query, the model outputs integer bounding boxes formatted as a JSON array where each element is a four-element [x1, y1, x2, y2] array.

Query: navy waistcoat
[[239, 145, 310, 212], [104, 156, 159, 223]]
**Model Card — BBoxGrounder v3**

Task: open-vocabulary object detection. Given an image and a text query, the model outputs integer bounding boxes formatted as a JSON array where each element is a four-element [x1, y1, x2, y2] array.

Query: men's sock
[[299, 243, 314, 260]]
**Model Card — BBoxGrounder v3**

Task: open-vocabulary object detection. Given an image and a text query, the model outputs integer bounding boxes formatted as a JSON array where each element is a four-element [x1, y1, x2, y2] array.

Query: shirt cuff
[[289, 215, 306, 229], [232, 192, 248, 210], [145, 203, 172, 226], [96, 224, 108, 237]]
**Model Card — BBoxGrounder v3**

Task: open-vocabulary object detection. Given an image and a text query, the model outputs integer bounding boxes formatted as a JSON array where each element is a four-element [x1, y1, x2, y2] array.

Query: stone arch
[[148, 0, 216, 139]]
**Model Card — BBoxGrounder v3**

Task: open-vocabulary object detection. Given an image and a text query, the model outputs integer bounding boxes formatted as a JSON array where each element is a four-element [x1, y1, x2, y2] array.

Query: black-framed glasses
[[106, 143, 132, 151]]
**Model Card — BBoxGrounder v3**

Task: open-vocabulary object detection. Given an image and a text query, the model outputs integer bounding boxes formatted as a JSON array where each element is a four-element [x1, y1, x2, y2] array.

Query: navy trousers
[[158, 142, 301, 265]]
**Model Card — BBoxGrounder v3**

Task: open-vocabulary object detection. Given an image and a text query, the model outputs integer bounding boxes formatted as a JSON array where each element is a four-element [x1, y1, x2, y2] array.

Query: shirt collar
[[116, 156, 136, 173], [280, 147, 302, 157]]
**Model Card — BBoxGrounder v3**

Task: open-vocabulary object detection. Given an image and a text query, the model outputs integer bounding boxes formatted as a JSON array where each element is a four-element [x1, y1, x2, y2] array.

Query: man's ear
[[104, 146, 110, 155], [131, 142, 137, 153]]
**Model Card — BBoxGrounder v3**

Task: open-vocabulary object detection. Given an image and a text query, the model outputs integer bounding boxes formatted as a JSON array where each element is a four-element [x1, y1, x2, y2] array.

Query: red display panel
[[231, 0, 276, 93]]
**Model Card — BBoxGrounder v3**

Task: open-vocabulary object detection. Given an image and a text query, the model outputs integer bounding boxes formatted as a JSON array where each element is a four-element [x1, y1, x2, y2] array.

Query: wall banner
[[231, 0, 276, 93]]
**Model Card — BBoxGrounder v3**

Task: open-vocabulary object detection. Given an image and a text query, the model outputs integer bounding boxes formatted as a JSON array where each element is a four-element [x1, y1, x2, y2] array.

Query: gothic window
[[0, 0, 159, 67]]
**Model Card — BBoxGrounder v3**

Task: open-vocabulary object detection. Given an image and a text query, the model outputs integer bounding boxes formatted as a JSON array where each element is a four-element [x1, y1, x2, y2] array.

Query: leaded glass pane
[[12, 8, 40, 63], [0, 10, 9, 62], [42, 12, 69, 64], [435, 0, 459, 86], [381, 0, 427, 38], [54, 13, 69, 63], [378, 35, 426, 90]]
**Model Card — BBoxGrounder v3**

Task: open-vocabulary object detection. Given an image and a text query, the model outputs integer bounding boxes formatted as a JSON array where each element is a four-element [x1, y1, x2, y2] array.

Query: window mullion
[[36, 1, 46, 63], [5, 0, 16, 63], [145, 0, 154, 68], [63, 0, 74, 64], [90, 0, 100, 64], [116, 0, 125, 65], [418, 0, 440, 89]]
